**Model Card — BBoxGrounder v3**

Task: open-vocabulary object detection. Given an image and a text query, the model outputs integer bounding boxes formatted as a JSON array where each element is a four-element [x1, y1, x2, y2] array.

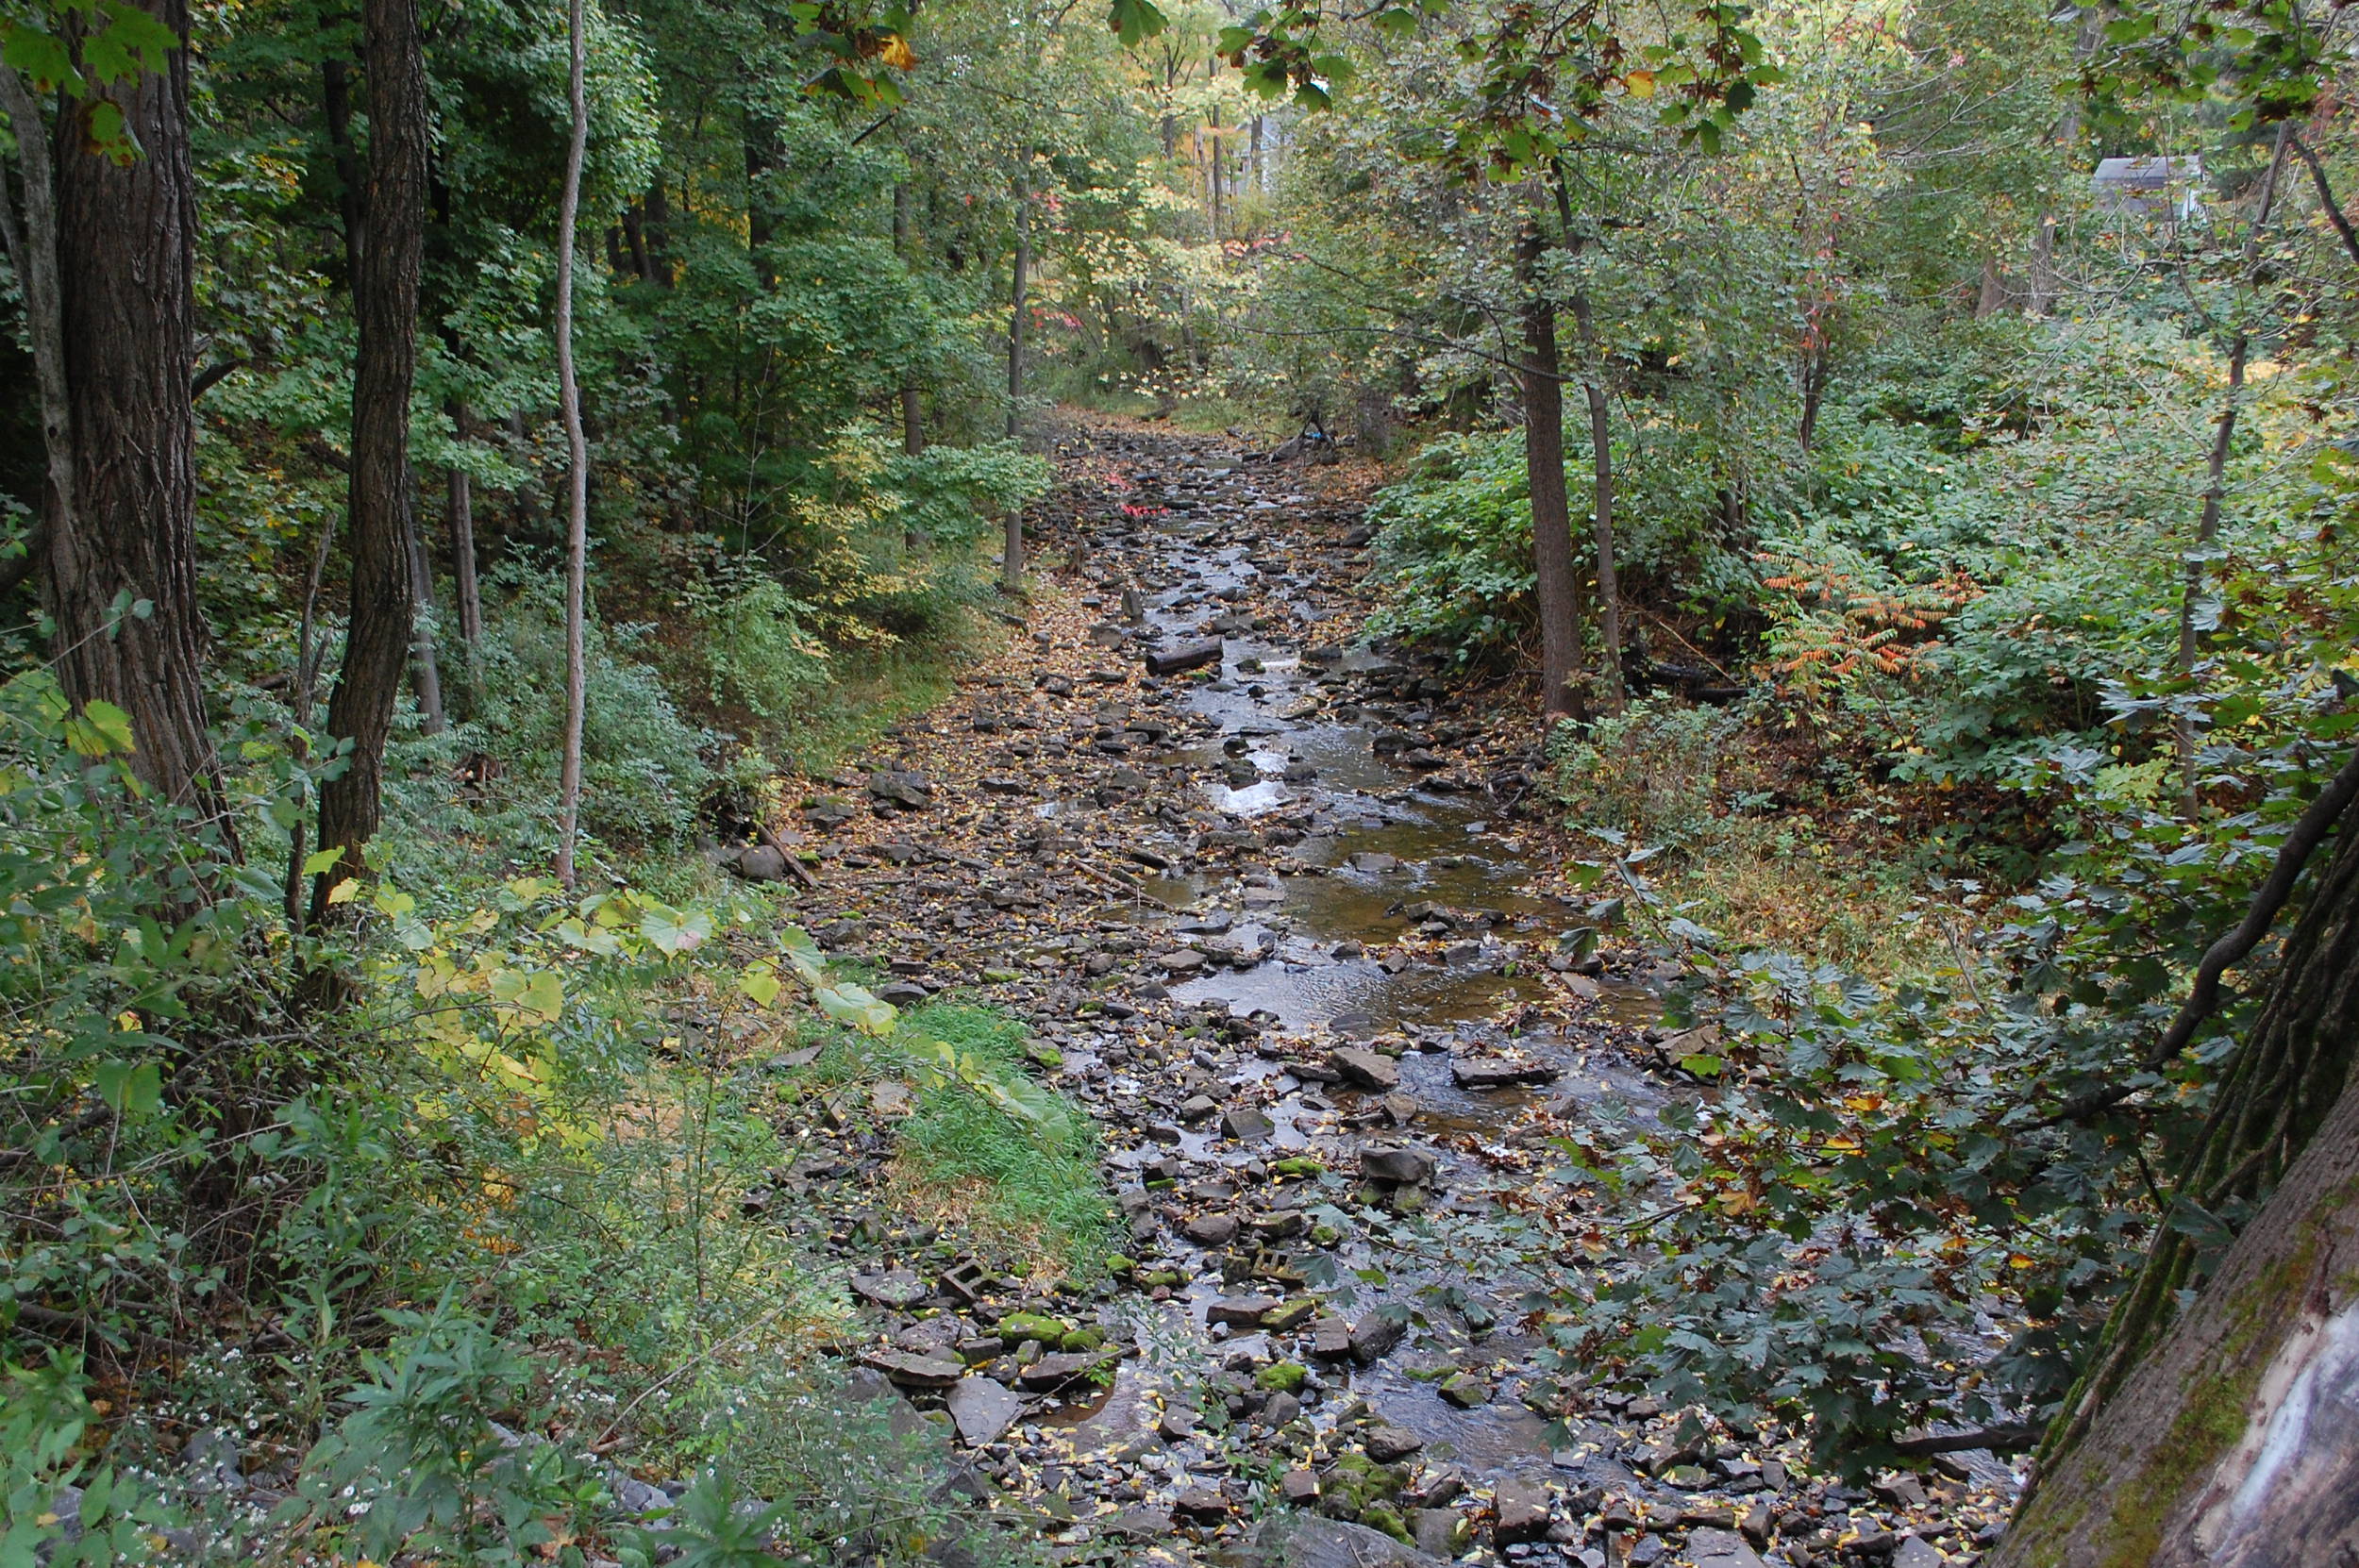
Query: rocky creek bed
[[713, 421, 2020, 1568]]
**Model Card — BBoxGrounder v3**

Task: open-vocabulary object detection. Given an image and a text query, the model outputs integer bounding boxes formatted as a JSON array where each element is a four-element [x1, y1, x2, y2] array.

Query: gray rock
[[1449, 1056, 1560, 1090], [852, 1270, 929, 1308], [1365, 1425, 1426, 1461], [1892, 1539, 1948, 1568], [732, 844, 789, 881], [1437, 1373, 1491, 1409], [859, 1350, 963, 1389], [1210, 1294, 1280, 1327], [1222, 1107, 1276, 1142], [1491, 1478, 1551, 1544], [1107, 1506, 1178, 1541], [1412, 1509, 1469, 1559], [1330, 1047, 1400, 1092], [1360, 1145, 1437, 1185], [945, 1376, 1024, 1447], [1347, 1310, 1406, 1363], [1246, 1515, 1444, 1568], [1174, 1486, 1230, 1522], [1185, 1211, 1241, 1246], [1685, 1526, 1767, 1568]]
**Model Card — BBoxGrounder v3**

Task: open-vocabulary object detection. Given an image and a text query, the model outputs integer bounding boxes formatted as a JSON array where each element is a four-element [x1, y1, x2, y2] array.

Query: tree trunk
[[554, 0, 591, 889], [895, 182, 924, 457], [642, 177, 672, 285], [1517, 225, 1582, 724], [1002, 162, 1030, 590], [404, 489, 445, 734], [2028, 216, 2058, 317], [1975, 252, 2007, 317], [39, 0, 232, 839], [310, 0, 428, 915], [1566, 286, 1626, 716], [1996, 784, 2359, 1566], [2176, 126, 2292, 816], [0, 71, 75, 606], [447, 404, 483, 654], [1210, 134, 1223, 241]]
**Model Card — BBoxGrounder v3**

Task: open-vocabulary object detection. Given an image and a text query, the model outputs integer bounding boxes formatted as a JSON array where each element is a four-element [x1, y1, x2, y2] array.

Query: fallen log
[[1144, 641, 1223, 676]]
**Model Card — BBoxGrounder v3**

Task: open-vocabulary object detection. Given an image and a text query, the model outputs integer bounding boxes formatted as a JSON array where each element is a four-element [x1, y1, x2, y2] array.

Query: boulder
[[1686, 1526, 1768, 1568], [945, 1377, 1024, 1447]]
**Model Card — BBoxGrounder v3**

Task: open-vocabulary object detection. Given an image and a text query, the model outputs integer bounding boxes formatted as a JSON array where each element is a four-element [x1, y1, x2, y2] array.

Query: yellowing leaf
[[1624, 70, 1656, 97], [878, 32, 917, 69], [742, 963, 782, 1008], [325, 878, 360, 905]]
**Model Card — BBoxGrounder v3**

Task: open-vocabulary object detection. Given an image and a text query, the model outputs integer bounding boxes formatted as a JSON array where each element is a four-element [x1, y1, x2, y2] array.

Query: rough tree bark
[[553, 0, 591, 889], [310, 0, 428, 915], [35, 0, 231, 835], [1995, 778, 2359, 1566], [1517, 223, 1582, 724]]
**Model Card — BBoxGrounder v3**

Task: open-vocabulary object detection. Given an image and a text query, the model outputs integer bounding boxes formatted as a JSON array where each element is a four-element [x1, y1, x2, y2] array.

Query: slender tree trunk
[[1976, 253, 2007, 317], [1518, 225, 1581, 725], [2028, 216, 2059, 316], [2176, 125, 2292, 815], [1210, 134, 1223, 241], [554, 0, 591, 889], [1998, 782, 2359, 1566], [642, 177, 672, 285], [310, 0, 427, 915], [1001, 162, 1030, 588], [1250, 115, 1263, 193], [895, 182, 924, 457], [1566, 286, 1625, 715], [447, 404, 483, 654], [404, 490, 445, 734], [36, 0, 232, 841]]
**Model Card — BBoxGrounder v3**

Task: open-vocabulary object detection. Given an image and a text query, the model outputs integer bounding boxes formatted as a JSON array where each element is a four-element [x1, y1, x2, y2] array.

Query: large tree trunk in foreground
[[1518, 225, 1581, 723], [1998, 789, 2359, 1567], [311, 0, 428, 914], [39, 0, 230, 834]]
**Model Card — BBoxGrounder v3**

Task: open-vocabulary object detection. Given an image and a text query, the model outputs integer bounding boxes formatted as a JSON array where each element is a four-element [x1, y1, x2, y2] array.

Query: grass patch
[[889, 1005, 1115, 1277], [772, 1002, 1116, 1277]]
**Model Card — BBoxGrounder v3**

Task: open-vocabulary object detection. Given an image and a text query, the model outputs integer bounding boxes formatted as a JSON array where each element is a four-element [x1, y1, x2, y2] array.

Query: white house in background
[[2091, 156, 2207, 221]]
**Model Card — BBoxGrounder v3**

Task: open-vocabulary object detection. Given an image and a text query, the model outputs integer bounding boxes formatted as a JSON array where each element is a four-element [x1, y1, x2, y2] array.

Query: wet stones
[[1359, 1145, 1437, 1186], [1210, 1294, 1280, 1327], [1364, 1426, 1426, 1462], [1330, 1047, 1401, 1092], [1221, 1106, 1276, 1143], [1347, 1310, 1406, 1364], [859, 1349, 963, 1389], [852, 1269, 929, 1308], [1450, 1055, 1561, 1090], [866, 769, 934, 809], [1184, 1212, 1241, 1246], [1436, 1373, 1493, 1409], [945, 1376, 1024, 1446], [1491, 1479, 1552, 1544]]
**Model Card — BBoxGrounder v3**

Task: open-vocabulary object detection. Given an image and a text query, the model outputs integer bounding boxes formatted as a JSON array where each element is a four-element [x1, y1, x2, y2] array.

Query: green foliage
[[1550, 698, 1745, 853]]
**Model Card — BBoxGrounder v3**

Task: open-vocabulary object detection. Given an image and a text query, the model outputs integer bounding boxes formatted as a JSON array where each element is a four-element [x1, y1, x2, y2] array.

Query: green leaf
[[3, 25, 81, 93], [638, 901, 711, 955], [301, 846, 346, 876], [741, 964, 782, 1008], [92, 1059, 161, 1116], [1108, 0, 1168, 46], [815, 981, 897, 1036]]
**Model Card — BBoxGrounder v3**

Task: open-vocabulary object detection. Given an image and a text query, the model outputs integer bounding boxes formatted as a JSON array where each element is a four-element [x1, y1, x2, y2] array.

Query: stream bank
[[757, 418, 2014, 1568]]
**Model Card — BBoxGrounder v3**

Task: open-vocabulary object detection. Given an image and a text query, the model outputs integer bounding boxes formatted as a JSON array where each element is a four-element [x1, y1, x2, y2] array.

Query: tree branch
[[2290, 137, 2359, 271]]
